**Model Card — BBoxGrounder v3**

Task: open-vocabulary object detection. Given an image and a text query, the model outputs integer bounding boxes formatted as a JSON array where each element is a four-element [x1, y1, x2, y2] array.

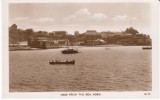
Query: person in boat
[[66, 60, 68, 62], [73, 60, 75, 63]]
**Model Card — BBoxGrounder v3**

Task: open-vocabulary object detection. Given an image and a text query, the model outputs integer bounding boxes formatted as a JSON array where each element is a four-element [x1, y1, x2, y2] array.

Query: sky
[[9, 3, 151, 35]]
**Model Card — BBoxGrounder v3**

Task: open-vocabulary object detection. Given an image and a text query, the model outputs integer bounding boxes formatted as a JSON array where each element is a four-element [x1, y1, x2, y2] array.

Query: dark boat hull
[[61, 49, 78, 54], [62, 51, 78, 54], [142, 47, 152, 50]]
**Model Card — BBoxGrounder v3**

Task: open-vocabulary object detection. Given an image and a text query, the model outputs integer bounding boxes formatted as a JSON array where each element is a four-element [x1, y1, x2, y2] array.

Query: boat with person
[[49, 60, 75, 64], [61, 43, 79, 54]]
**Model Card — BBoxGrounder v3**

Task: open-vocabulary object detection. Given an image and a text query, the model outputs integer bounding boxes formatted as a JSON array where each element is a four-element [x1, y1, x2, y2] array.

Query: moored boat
[[142, 46, 152, 50], [61, 49, 78, 54]]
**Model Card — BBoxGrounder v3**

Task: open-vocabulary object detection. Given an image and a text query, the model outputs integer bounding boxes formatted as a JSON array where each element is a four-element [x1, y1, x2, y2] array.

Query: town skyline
[[9, 3, 151, 35]]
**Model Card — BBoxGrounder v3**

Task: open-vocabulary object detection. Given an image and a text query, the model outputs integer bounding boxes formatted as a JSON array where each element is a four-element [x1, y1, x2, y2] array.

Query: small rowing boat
[[49, 60, 75, 64]]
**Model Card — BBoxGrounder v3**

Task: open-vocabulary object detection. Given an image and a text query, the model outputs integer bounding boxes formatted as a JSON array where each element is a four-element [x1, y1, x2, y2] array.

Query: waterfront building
[[73, 42, 85, 46], [74, 31, 79, 36], [86, 39, 106, 46], [57, 39, 69, 46], [100, 31, 121, 38], [30, 37, 69, 49], [85, 30, 97, 35], [54, 31, 67, 37]]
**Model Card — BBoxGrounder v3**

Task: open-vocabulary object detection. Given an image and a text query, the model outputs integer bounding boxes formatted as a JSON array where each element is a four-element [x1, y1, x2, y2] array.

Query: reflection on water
[[9, 46, 151, 92]]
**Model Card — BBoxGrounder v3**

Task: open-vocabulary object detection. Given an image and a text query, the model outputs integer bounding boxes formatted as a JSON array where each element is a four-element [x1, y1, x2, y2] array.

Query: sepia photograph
[[2, 0, 159, 99], [9, 2, 152, 92]]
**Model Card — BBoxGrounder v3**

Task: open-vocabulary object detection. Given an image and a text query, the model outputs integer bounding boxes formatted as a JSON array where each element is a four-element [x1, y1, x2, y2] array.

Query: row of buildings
[[74, 29, 151, 46], [29, 37, 69, 49], [9, 27, 151, 49], [29, 30, 151, 48]]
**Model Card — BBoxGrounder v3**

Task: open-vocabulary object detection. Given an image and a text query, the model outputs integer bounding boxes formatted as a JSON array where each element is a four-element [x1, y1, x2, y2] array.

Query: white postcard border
[[2, 0, 159, 99]]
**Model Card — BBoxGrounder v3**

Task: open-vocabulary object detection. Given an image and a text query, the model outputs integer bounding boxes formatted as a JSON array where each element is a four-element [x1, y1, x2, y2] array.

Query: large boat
[[49, 60, 75, 64], [142, 46, 152, 50], [61, 48, 78, 54]]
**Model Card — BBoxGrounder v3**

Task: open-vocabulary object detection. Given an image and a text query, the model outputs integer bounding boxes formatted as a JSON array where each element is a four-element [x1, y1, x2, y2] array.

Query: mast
[[130, 18, 133, 28], [67, 39, 69, 49]]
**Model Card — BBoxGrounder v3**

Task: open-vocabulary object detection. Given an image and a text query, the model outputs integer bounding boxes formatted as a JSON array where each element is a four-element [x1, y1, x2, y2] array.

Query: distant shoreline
[[9, 45, 152, 51]]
